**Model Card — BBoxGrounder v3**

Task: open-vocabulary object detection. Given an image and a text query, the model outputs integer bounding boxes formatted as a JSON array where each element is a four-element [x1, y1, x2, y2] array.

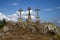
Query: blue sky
[[0, 0, 60, 23]]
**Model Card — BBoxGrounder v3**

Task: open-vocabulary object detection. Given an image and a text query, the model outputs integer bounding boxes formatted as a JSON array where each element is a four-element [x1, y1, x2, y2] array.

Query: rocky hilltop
[[0, 7, 60, 40]]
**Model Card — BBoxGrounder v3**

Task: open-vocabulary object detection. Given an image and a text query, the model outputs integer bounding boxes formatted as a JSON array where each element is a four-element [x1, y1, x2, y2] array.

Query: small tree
[[3, 19, 6, 25], [0, 20, 4, 29], [0, 19, 6, 29]]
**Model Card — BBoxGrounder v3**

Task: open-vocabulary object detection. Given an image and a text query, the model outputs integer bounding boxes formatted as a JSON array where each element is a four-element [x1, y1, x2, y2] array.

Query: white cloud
[[0, 8, 7, 11], [7, 13, 19, 21], [45, 19, 60, 24], [23, 15, 35, 19], [44, 6, 60, 12], [45, 20, 53, 22], [4, 8, 7, 10], [56, 6, 60, 9], [57, 20, 60, 23], [0, 10, 35, 22], [0, 12, 18, 22], [44, 8, 53, 11], [0, 12, 8, 19], [16, 10, 35, 19], [12, 3, 18, 6]]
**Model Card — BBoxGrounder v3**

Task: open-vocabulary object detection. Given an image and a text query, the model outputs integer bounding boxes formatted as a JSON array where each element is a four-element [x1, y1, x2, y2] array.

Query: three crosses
[[18, 7, 40, 19]]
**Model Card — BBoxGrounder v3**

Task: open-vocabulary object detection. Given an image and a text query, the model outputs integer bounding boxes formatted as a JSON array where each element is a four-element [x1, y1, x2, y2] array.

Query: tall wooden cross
[[18, 8, 23, 18], [27, 7, 32, 22], [35, 8, 40, 24], [35, 8, 40, 17], [28, 7, 31, 17]]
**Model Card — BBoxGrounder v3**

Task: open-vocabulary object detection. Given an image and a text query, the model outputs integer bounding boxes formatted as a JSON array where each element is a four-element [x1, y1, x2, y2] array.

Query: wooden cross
[[18, 8, 23, 18], [28, 7, 31, 16], [35, 8, 40, 17]]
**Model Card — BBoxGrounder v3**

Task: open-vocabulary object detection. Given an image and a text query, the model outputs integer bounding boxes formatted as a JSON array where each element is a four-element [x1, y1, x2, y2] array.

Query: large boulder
[[42, 22, 56, 33]]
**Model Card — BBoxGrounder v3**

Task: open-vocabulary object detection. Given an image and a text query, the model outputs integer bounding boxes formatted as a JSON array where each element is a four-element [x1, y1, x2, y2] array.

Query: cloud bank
[[0, 10, 35, 22]]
